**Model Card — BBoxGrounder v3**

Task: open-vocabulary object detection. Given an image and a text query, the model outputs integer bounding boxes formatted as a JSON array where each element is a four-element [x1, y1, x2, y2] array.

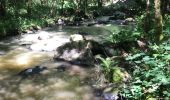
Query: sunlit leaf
[[163, 54, 170, 60], [164, 46, 170, 50]]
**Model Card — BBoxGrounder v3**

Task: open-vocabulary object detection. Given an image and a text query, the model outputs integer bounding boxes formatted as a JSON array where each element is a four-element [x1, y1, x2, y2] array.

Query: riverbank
[[0, 16, 58, 39]]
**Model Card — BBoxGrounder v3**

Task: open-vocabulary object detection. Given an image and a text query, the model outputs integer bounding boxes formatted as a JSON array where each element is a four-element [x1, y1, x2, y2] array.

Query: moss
[[111, 67, 124, 82]]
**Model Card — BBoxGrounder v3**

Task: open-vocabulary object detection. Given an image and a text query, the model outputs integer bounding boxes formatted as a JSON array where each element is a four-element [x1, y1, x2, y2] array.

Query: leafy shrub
[[96, 55, 120, 82], [106, 29, 141, 43], [96, 55, 128, 83], [121, 42, 170, 99], [163, 15, 170, 38], [96, 55, 114, 79]]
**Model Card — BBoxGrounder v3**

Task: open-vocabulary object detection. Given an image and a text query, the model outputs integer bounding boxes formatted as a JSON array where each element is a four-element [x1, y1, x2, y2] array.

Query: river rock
[[70, 34, 86, 42], [54, 40, 94, 66], [37, 31, 52, 40], [54, 33, 113, 66], [109, 67, 131, 83], [112, 11, 126, 19], [32, 25, 41, 30], [123, 17, 135, 25], [102, 93, 119, 100], [17, 66, 47, 78]]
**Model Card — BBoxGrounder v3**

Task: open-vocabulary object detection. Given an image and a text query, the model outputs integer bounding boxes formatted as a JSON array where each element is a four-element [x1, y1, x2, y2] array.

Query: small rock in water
[[0, 51, 5, 55], [58, 19, 64, 25], [70, 34, 86, 42], [56, 65, 68, 72], [33, 25, 41, 30], [103, 93, 119, 100], [17, 66, 47, 78], [77, 32, 89, 35], [94, 89, 103, 97]]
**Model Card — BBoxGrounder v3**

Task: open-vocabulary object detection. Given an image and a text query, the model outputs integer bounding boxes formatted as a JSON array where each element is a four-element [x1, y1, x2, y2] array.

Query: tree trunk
[[144, 0, 151, 34], [161, 0, 168, 18], [83, 0, 87, 14], [0, 0, 6, 17], [27, 0, 32, 17], [61, 0, 64, 15], [97, 0, 102, 9], [154, 0, 163, 42]]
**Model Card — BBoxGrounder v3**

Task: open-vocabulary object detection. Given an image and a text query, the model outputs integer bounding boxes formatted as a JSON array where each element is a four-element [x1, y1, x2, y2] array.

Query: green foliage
[[96, 55, 126, 83], [96, 55, 119, 82], [0, 17, 54, 37], [0, 0, 147, 37], [121, 42, 170, 99], [96, 55, 114, 76], [135, 13, 155, 41], [0, 0, 62, 37], [106, 29, 141, 43], [163, 15, 170, 38]]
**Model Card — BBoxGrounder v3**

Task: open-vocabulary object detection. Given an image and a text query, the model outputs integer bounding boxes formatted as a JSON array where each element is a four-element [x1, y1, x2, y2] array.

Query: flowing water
[[0, 24, 130, 100]]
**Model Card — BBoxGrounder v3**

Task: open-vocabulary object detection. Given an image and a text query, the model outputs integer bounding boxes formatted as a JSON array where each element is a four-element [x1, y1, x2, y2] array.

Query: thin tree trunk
[[0, 0, 6, 16], [161, 0, 167, 18], [144, 0, 151, 34], [27, 0, 32, 17], [83, 0, 87, 14], [97, 0, 102, 9], [154, 0, 163, 42], [61, 0, 64, 15]]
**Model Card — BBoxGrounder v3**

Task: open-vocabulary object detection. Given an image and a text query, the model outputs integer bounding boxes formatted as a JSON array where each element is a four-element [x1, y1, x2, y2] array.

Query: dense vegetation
[[0, 0, 145, 37], [1, 0, 170, 99], [97, 0, 170, 99]]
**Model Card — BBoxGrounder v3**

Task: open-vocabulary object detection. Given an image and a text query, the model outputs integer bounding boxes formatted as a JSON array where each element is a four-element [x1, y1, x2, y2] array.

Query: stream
[[0, 24, 131, 100]]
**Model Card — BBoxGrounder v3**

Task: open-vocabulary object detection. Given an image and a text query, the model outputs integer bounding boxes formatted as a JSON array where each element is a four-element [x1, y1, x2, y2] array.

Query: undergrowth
[[121, 42, 170, 99], [98, 15, 170, 99]]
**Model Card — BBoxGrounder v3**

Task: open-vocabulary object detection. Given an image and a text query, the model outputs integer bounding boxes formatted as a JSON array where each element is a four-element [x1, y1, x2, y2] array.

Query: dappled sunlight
[[20, 30, 70, 51], [0, 68, 95, 100], [20, 31, 52, 42], [68, 65, 87, 79], [18, 25, 127, 52], [0, 48, 50, 70]]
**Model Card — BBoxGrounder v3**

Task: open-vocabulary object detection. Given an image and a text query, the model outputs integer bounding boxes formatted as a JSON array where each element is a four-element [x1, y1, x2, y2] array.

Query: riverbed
[[0, 24, 131, 100]]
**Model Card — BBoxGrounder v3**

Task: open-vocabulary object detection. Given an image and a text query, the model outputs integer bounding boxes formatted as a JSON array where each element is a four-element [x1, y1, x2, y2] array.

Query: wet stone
[[102, 93, 119, 100], [17, 66, 47, 78], [54, 40, 95, 66]]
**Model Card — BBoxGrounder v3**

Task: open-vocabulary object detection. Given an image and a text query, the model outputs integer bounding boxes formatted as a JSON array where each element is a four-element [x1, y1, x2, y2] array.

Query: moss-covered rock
[[110, 67, 131, 83]]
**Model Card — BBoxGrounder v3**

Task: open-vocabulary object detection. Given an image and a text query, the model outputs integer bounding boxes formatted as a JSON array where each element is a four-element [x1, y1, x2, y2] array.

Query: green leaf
[[147, 84, 160, 93], [164, 46, 170, 50], [132, 32, 141, 36], [134, 61, 141, 64], [142, 56, 151, 61], [126, 53, 145, 60], [163, 54, 170, 60]]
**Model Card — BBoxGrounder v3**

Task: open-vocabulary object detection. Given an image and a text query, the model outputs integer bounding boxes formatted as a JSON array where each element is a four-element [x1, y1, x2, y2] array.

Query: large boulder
[[112, 11, 126, 19], [54, 40, 95, 66], [54, 34, 112, 66]]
